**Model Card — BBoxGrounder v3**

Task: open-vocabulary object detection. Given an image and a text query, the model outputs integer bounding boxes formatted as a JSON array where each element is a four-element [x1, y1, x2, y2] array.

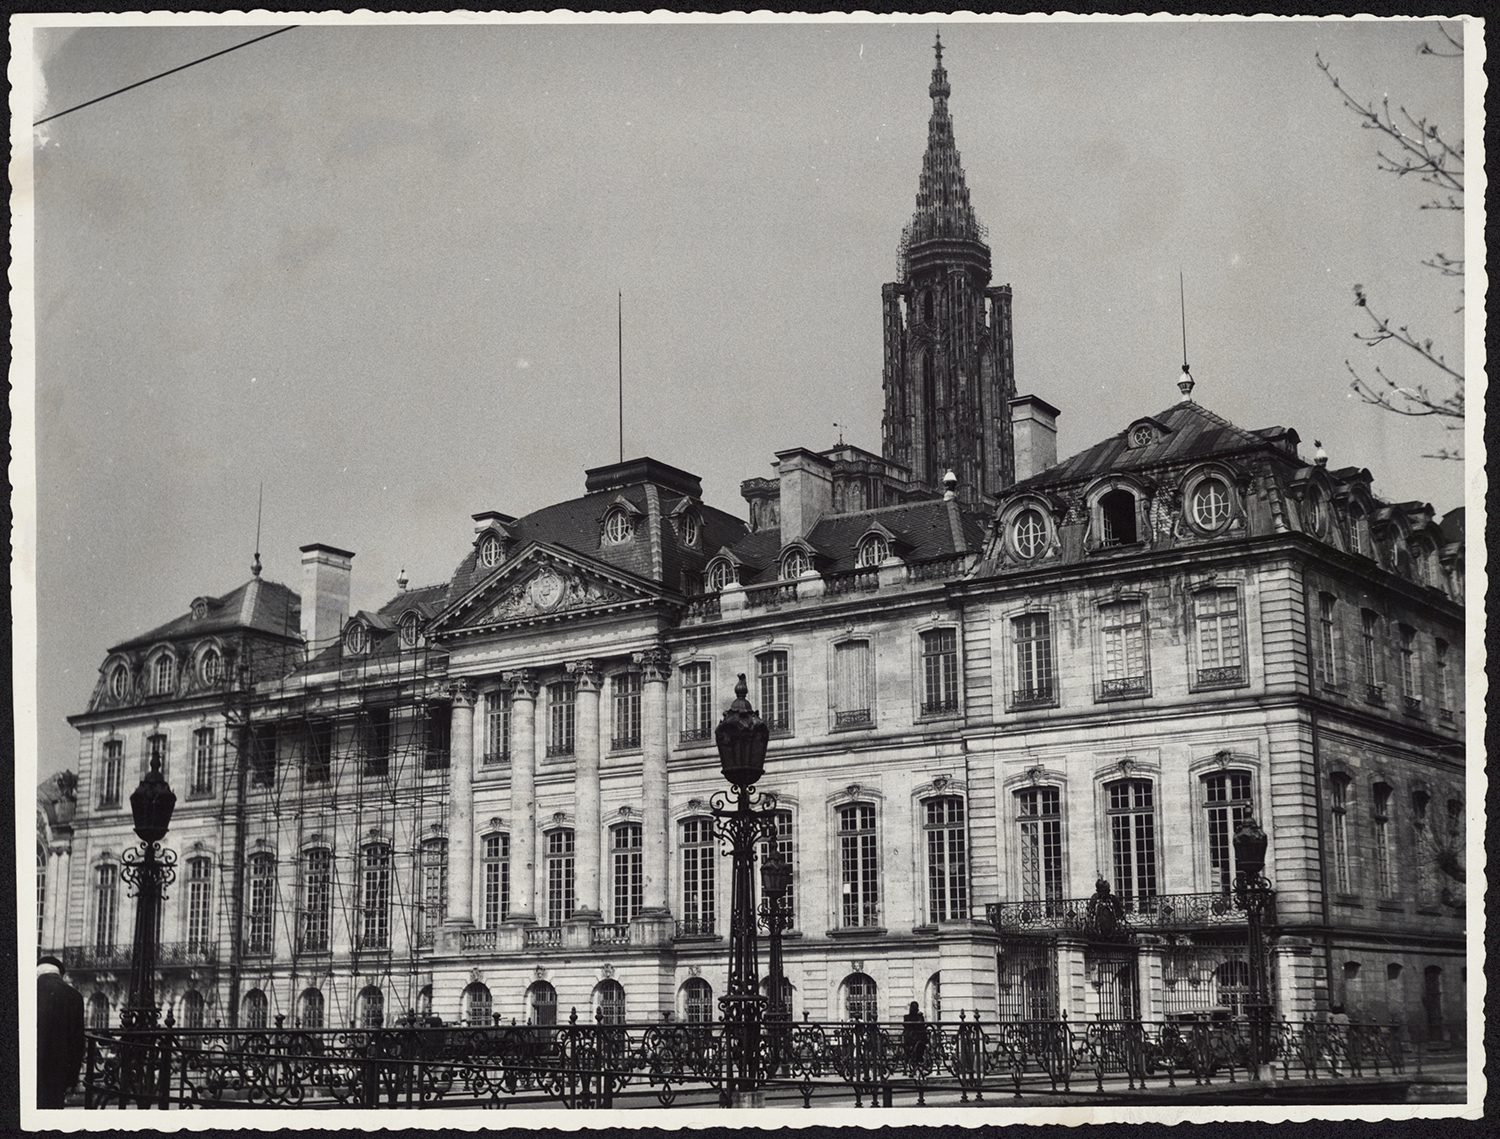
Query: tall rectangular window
[[547, 683, 576, 756], [834, 640, 872, 726], [1017, 787, 1063, 905], [154, 654, 174, 696], [1373, 784, 1394, 898], [185, 856, 213, 953], [839, 804, 879, 928], [424, 704, 451, 771], [1195, 588, 1245, 685], [248, 725, 277, 786], [1106, 779, 1157, 904], [305, 721, 333, 786], [1318, 592, 1340, 686], [246, 853, 275, 954], [612, 824, 644, 921], [757, 651, 790, 732], [1435, 639, 1453, 718], [484, 690, 511, 763], [1099, 601, 1148, 698], [756, 809, 795, 927], [1361, 609, 1383, 702], [191, 728, 215, 796], [482, 834, 510, 928], [546, 830, 575, 926], [920, 629, 960, 715], [363, 710, 391, 777], [301, 848, 332, 952], [1330, 775, 1351, 894], [681, 662, 713, 741], [681, 818, 717, 935], [148, 732, 169, 780], [100, 740, 123, 807], [93, 865, 118, 951], [1204, 771, 1253, 893], [1412, 793, 1433, 907], [360, 844, 391, 949], [419, 839, 447, 945], [1012, 614, 1055, 706], [924, 797, 968, 923], [612, 673, 642, 750], [1399, 626, 1419, 712]]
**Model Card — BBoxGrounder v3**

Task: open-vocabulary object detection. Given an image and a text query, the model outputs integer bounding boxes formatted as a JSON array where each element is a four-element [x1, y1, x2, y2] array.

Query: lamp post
[[711, 674, 776, 1108], [119, 752, 177, 1105], [759, 852, 793, 1076], [1232, 816, 1275, 1076]]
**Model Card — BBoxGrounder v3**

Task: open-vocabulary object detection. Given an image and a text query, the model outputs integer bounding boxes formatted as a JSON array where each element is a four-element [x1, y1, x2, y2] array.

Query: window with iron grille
[[358, 987, 383, 1029], [838, 804, 879, 927], [596, 979, 626, 1025], [680, 818, 716, 935], [1330, 774, 1351, 894], [1017, 787, 1063, 904], [93, 864, 118, 951], [360, 844, 391, 949], [1203, 771, 1253, 893], [924, 797, 968, 923], [1317, 592, 1340, 686], [843, 973, 878, 1021], [920, 628, 960, 715], [100, 740, 123, 807], [1098, 601, 1148, 698], [1012, 614, 1054, 706], [680, 662, 713, 741], [547, 683, 576, 756], [833, 640, 872, 727], [301, 848, 332, 952], [612, 673, 642, 750], [1105, 779, 1157, 905], [305, 721, 333, 785], [1373, 784, 1394, 897], [612, 824, 643, 922], [1194, 588, 1244, 686], [757, 809, 794, 929], [298, 989, 323, 1030], [464, 982, 493, 1027], [483, 834, 510, 928], [246, 853, 276, 955], [546, 830, 575, 926], [243, 989, 269, 1030], [186, 856, 213, 953], [997, 944, 1058, 1022], [484, 689, 511, 763], [757, 651, 790, 733], [191, 728, 215, 795], [419, 839, 447, 944], [683, 977, 714, 1023]]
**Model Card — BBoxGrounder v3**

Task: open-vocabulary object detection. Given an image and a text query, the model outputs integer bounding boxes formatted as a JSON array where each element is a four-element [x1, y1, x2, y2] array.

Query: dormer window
[[1190, 477, 1231, 531], [706, 558, 735, 592], [604, 508, 633, 545], [782, 549, 810, 580], [680, 512, 700, 547], [345, 622, 368, 656], [1306, 485, 1329, 537], [153, 654, 175, 696], [1013, 509, 1047, 559], [856, 533, 889, 568], [109, 663, 130, 701], [200, 648, 221, 686], [1100, 489, 1139, 546], [399, 611, 421, 648], [478, 533, 503, 569], [191, 599, 209, 620]]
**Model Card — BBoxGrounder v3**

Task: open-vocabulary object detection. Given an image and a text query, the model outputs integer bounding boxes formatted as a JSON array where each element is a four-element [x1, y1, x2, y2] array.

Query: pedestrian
[[37, 955, 85, 1109], [902, 1000, 927, 1066]]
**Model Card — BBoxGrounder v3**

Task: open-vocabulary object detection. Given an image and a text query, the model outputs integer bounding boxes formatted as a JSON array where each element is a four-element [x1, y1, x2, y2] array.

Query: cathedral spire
[[898, 33, 986, 278]]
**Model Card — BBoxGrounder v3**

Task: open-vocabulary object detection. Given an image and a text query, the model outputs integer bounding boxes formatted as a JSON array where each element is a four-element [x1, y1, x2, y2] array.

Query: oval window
[[1191, 478, 1231, 530], [345, 622, 367, 655], [1013, 509, 1046, 559], [782, 549, 809, 579], [478, 533, 502, 569], [399, 611, 420, 647], [109, 663, 129, 701], [200, 648, 221, 685], [706, 559, 733, 592], [681, 513, 700, 547], [856, 534, 889, 568], [604, 510, 632, 544]]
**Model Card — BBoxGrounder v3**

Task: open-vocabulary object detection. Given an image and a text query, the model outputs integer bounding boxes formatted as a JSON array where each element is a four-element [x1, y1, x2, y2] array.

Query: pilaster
[[504, 670, 539, 925], [443, 681, 478, 928], [569, 660, 603, 920], [635, 647, 672, 915]]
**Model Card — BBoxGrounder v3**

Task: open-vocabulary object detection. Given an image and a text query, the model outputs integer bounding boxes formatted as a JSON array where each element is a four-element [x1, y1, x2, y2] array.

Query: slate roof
[[110, 578, 301, 653]]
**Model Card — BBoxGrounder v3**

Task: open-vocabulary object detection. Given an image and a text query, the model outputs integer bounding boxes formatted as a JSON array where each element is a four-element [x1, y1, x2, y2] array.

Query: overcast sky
[[17, 14, 1472, 783]]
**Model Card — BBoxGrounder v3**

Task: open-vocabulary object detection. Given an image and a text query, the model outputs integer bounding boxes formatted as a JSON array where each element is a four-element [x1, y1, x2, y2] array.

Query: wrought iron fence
[[986, 891, 1268, 936], [80, 1012, 1413, 1110]]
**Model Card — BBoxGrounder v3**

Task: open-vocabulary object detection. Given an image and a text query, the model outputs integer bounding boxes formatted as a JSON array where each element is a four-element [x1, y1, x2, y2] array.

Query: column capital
[[503, 669, 540, 701], [566, 659, 602, 692], [633, 646, 672, 683], [446, 679, 477, 708]]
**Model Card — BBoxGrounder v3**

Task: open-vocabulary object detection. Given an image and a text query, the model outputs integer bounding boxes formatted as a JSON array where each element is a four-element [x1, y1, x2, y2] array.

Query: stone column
[[636, 648, 672, 918], [504, 670, 539, 924], [444, 681, 477, 928], [568, 660, 603, 922]]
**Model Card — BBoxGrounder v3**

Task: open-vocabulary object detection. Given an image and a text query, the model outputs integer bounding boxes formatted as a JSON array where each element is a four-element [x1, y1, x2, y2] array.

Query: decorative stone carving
[[634, 647, 672, 683], [617, 805, 635, 818], [1025, 765, 1046, 785], [482, 567, 627, 625], [469, 968, 484, 984], [687, 965, 702, 978], [534, 966, 548, 980], [504, 669, 539, 701], [1116, 758, 1135, 776], [601, 963, 615, 979]]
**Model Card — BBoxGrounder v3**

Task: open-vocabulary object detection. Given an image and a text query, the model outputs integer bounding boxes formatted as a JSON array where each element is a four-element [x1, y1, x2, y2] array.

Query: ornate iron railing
[[157, 941, 219, 967], [80, 1012, 1413, 1110], [1010, 685, 1055, 709], [674, 917, 717, 939], [65, 945, 134, 970], [987, 891, 1268, 936], [1098, 676, 1149, 700], [835, 709, 872, 728], [679, 726, 712, 742], [1196, 666, 1245, 687]]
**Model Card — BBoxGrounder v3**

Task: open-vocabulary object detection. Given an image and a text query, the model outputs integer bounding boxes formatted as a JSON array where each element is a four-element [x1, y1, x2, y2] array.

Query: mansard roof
[[108, 577, 301, 654]]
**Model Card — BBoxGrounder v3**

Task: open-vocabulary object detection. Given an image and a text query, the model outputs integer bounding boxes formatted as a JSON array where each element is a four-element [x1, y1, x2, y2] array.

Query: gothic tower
[[881, 36, 1016, 508]]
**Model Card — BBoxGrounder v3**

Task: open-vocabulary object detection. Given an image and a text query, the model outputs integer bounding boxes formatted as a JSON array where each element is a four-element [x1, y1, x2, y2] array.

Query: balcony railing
[[674, 917, 717, 939], [524, 926, 563, 948], [591, 923, 630, 946], [157, 941, 218, 967], [1098, 676, 1149, 700], [679, 725, 712, 743], [242, 937, 275, 957], [823, 567, 879, 596], [459, 929, 499, 952], [920, 698, 960, 717], [1365, 683, 1386, 707], [908, 554, 972, 582], [1011, 685, 1055, 710], [544, 743, 574, 758], [66, 945, 133, 970], [986, 890, 1270, 938], [611, 733, 641, 751], [742, 581, 799, 610], [685, 595, 721, 620], [1196, 666, 1245, 688], [1403, 695, 1422, 715], [834, 708, 871, 728], [482, 750, 510, 766]]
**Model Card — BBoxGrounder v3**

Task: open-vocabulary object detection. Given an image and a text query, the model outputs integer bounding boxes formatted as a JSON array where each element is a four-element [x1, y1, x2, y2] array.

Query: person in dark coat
[[37, 956, 86, 1108], [902, 1000, 927, 1066]]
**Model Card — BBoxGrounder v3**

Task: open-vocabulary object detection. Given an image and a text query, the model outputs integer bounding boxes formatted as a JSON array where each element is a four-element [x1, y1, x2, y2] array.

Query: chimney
[[1010, 395, 1061, 482], [299, 543, 355, 650], [773, 448, 834, 543]]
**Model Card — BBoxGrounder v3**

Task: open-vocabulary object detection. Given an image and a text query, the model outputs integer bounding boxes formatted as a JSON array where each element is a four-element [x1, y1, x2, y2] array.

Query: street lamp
[[759, 852, 793, 1075], [119, 751, 177, 1105], [1232, 816, 1275, 1074], [711, 674, 776, 1107]]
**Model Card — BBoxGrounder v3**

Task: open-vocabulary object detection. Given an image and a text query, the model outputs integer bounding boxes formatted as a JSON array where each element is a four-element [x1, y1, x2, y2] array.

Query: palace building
[[47, 39, 1465, 1047]]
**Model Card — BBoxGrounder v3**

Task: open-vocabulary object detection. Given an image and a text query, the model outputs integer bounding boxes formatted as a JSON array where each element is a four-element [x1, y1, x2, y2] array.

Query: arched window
[[856, 533, 889, 568], [527, 980, 558, 1027], [88, 992, 110, 1031], [181, 989, 206, 1029], [682, 978, 714, 1023], [925, 972, 942, 1021], [680, 512, 700, 547], [781, 548, 810, 580], [358, 986, 383, 1029], [463, 982, 493, 1027], [399, 610, 421, 647], [706, 558, 734, 592], [200, 647, 221, 686], [108, 663, 130, 702], [243, 989, 269, 1030], [299, 988, 324, 1029], [416, 985, 433, 1021], [842, 973, 878, 1022], [594, 979, 626, 1025], [1013, 509, 1047, 559], [1099, 489, 1139, 546], [923, 797, 967, 923], [344, 621, 367, 655]]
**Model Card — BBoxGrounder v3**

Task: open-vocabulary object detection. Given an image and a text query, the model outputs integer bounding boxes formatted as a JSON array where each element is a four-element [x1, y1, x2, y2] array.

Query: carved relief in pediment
[[481, 566, 629, 624]]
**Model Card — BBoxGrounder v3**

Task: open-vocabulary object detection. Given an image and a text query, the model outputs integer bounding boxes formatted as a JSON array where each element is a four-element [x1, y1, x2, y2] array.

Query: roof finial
[[397, 566, 409, 592], [252, 481, 264, 577], [930, 32, 950, 100], [1314, 439, 1329, 466], [1177, 270, 1195, 401]]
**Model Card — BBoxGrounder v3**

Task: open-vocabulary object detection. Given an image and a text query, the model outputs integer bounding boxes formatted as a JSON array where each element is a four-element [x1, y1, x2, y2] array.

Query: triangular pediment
[[429, 542, 667, 636]]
